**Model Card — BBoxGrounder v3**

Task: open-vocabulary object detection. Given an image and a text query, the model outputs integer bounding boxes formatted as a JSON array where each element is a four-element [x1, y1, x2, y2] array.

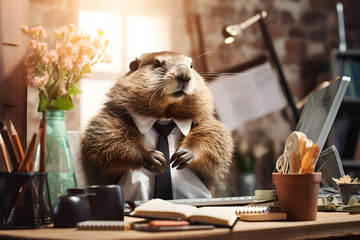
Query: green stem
[[91, 46, 106, 65]]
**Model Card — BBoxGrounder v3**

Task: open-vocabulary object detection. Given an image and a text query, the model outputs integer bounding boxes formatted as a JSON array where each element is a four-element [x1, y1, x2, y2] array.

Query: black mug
[[85, 185, 125, 221], [53, 194, 91, 228], [67, 188, 96, 220]]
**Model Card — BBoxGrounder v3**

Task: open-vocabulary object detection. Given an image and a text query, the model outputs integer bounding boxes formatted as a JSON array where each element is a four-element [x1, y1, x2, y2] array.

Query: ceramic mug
[[53, 194, 91, 227], [85, 185, 126, 221], [67, 188, 96, 220]]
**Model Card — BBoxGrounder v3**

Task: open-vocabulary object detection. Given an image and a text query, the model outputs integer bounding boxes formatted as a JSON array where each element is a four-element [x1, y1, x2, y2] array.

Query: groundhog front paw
[[142, 150, 166, 174], [170, 147, 194, 170]]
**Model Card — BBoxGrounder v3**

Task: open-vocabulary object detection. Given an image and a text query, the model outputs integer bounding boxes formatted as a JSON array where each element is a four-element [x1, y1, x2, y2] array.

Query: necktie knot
[[153, 121, 177, 137]]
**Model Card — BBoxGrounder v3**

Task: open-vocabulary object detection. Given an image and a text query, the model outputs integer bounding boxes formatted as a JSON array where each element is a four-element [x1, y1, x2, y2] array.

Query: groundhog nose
[[176, 64, 192, 83], [176, 74, 191, 83]]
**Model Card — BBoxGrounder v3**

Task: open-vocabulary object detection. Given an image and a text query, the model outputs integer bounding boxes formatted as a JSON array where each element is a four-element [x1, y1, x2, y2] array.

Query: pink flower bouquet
[[21, 24, 110, 111]]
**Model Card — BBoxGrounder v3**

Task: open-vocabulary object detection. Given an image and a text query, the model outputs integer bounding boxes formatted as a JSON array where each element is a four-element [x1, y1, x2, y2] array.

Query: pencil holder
[[0, 171, 53, 229]]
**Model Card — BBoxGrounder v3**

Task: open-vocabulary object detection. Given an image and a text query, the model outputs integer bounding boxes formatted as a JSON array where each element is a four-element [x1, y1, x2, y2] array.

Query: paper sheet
[[210, 62, 287, 131]]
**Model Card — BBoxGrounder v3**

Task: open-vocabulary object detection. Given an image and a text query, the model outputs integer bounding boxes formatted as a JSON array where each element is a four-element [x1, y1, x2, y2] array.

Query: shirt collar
[[130, 113, 192, 136]]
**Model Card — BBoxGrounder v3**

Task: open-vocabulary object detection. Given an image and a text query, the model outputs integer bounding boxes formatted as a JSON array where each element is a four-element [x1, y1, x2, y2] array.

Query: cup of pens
[[0, 171, 52, 228], [0, 119, 52, 228]]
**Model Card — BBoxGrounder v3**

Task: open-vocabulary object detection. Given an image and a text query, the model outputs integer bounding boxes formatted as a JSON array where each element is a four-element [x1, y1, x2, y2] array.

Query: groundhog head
[[108, 51, 214, 121]]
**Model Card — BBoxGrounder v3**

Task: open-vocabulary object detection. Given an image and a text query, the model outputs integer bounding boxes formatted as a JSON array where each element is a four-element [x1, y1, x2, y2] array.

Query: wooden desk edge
[[0, 212, 359, 240]]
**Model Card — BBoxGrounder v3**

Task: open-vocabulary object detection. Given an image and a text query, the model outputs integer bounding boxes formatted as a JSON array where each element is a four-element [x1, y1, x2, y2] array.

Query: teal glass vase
[[35, 110, 77, 206]]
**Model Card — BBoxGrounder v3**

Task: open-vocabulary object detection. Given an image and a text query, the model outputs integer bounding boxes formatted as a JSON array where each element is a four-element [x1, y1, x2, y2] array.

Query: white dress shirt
[[118, 114, 212, 201]]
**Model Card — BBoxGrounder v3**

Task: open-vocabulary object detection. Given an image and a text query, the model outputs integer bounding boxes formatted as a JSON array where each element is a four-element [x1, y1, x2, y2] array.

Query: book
[[205, 205, 270, 215], [239, 212, 287, 222], [207, 205, 287, 221], [76, 221, 131, 230], [130, 199, 237, 227], [133, 222, 215, 232]]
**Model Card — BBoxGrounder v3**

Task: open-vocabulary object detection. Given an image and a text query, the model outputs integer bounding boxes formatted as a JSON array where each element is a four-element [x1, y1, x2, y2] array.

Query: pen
[[17, 133, 37, 172], [0, 134, 11, 172], [9, 120, 24, 164], [0, 121, 18, 169]]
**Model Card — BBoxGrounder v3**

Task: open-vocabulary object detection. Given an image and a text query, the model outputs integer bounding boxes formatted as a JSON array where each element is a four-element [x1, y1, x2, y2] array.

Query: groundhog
[[80, 51, 233, 195]]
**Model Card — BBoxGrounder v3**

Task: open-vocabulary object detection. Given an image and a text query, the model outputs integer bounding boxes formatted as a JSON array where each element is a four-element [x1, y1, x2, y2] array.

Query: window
[[77, 0, 180, 129]]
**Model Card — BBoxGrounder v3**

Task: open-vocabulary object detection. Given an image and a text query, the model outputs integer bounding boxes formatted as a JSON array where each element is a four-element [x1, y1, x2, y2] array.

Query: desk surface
[[1, 212, 360, 240]]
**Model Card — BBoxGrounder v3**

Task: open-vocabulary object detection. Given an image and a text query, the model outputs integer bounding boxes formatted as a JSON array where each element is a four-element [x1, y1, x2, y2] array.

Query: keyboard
[[134, 196, 255, 207]]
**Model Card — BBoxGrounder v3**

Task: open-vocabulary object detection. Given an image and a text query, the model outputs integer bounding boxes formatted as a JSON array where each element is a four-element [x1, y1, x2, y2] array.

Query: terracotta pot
[[273, 172, 322, 221]]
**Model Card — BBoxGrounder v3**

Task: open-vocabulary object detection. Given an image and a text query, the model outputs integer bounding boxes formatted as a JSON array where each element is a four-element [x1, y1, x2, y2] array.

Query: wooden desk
[[1, 212, 360, 240]]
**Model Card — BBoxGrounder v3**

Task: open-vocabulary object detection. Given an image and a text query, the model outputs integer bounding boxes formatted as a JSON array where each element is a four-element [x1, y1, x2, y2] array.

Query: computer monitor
[[295, 76, 350, 165], [316, 145, 345, 189]]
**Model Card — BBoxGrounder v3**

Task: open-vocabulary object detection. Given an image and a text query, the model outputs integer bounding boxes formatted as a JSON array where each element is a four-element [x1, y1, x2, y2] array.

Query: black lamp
[[223, 11, 300, 124], [223, 11, 267, 44]]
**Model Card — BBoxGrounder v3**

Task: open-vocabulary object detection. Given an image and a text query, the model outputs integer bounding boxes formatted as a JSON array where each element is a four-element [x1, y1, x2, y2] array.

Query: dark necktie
[[153, 121, 177, 200]]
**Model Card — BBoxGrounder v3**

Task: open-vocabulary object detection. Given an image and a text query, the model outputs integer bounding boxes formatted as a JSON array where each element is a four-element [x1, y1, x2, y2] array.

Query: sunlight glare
[[78, 10, 122, 73]]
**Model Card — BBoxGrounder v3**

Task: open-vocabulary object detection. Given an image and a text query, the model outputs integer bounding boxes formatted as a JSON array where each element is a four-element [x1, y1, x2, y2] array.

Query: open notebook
[[130, 199, 238, 227]]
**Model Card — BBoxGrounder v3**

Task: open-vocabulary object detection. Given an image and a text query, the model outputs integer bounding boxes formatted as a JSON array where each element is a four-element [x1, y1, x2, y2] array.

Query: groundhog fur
[[80, 51, 234, 194]]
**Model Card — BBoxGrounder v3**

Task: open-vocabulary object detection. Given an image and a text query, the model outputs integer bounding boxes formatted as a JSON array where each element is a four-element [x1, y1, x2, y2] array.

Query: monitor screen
[[296, 76, 350, 164], [316, 145, 345, 189]]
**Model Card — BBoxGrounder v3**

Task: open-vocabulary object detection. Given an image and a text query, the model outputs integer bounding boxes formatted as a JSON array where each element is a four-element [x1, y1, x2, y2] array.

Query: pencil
[[0, 134, 11, 172], [30, 120, 45, 172], [0, 121, 18, 170], [17, 133, 37, 172], [9, 120, 24, 164], [39, 112, 46, 172]]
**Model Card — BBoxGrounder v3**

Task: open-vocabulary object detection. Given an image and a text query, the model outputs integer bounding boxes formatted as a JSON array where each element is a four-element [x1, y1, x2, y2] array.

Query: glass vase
[[35, 110, 77, 206]]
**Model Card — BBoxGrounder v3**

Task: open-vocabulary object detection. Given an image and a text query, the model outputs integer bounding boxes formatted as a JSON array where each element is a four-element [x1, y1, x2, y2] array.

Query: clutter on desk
[[129, 198, 237, 227], [133, 222, 215, 232], [331, 175, 360, 205], [52, 185, 133, 228], [148, 220, 190, 226], [206, 204, 287, 222], [205, 205, 270, 215], [77, 220, 132, 230], [273, 131, 322, 221], [239, 211, 287, 222], [275, 131, 320, 174], [0, 117, 46, 174], [78, 219, 213, 232], [320, 195, 360, 213], [53, 194, 90, 228], [0, 117, 52, 229], [332, 175, 360, 184], [253, 189, 277, 203]]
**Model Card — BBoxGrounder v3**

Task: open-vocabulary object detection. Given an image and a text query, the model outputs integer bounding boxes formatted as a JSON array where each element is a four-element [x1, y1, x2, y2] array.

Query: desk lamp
[[222, 11, 300, 124]]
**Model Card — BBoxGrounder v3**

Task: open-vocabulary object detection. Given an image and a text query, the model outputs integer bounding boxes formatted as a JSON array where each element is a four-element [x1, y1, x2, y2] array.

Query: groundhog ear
[[129, 58, 139, 71]]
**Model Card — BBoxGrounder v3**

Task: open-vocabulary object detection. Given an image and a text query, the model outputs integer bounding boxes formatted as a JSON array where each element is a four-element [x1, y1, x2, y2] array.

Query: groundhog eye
[[153, 59, 161, 68], [190, 62, 193, 69]]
